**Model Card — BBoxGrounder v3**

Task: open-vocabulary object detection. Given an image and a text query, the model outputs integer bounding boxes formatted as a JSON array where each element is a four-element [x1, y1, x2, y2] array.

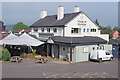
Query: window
[[106, 52, 110, 55], [41, 28, 44, 32], [47, 28, 50, 32], [87, 29, 89, 32], [71, 28, 81, 34], [83, 47, 88, 53], [91, 29, 96, 32], [63, 48, 65, 51], [53, 28, 57, 33], [83, 28, 85, 32], [33, 28, 38, 32]]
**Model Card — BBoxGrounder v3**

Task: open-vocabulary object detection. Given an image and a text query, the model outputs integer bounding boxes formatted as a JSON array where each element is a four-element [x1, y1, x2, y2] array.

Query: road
[[2, 58, 118, 78]]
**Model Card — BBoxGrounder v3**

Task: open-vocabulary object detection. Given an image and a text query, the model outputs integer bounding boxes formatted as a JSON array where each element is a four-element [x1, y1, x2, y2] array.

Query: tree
[[13, 22, 29, 32], [95, 19, 103, 29], [95, 19, 99, 26], [113, 26, 120, 32]]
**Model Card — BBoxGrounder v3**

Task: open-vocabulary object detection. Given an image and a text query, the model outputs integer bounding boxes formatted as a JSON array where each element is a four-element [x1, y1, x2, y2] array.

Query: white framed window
[[53, 28, 57, 33], [33, 28, 38, 32], [91, 29, 96, 32], [83, 28, 85, 32], [87, 29, 89, 32], [47, 28, 50, 32], [83, 47, 88, 53], [71, 28, 81, 33], [41, 28, 44, 32]]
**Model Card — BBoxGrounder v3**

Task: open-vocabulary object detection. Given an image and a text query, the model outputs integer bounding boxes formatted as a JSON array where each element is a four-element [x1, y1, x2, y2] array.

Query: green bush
[[32, 50, 36, 55], [1, 49, 11, 61]]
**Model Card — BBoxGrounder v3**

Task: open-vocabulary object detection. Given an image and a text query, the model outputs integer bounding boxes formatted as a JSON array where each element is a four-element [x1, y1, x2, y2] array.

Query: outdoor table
[[9, 56, 23, 63], [35, 56, 48, 64]]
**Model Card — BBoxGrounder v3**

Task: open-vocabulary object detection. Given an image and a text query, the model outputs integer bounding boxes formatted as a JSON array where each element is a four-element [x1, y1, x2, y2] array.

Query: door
[[104, 52, 111, 60]]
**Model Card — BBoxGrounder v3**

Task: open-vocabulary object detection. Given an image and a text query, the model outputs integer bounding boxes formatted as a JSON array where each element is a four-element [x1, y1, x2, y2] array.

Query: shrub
[[1, 49, 11, 61], [32, 50, 36, 55]]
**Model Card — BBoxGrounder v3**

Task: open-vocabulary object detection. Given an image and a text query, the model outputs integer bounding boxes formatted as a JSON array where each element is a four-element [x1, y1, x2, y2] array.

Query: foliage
[[0, 49, 11, 61], [32, 50, 36, 55], [95, 19, 103, 29], [109, 34, 113, 39], [13, 22, 29, 32], [113, 26, 120, 32]]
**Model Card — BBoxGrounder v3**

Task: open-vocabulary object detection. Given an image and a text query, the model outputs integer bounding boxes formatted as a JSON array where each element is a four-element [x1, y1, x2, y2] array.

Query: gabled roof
[[30, 12, 82, 27], [110, 30, 119, 34], [49, 36, 107, 45]]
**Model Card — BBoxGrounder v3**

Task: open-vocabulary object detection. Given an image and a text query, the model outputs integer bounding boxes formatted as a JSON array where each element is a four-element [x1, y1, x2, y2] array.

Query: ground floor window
[[83, 47, 88, 53]]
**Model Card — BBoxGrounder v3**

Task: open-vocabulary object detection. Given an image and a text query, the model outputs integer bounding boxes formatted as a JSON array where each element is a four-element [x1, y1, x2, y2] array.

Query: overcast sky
[[2, 2, 118, 28]]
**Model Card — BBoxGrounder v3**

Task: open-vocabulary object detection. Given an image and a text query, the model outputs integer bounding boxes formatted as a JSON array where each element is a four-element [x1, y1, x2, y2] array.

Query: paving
[[2, 58, 118, 78]]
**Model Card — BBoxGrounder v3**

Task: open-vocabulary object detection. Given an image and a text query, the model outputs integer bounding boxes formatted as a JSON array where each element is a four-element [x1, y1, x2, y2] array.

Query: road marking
[[81, 72, 89, 78], [43, 73, 48, 78], [43, 72, 116, 78], [47, 73, 59, 78]]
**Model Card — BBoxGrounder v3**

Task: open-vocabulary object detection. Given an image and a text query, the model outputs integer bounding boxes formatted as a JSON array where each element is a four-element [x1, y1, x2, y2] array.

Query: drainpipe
[[70, 37, 72, 63], [63, 27, 65, 37]]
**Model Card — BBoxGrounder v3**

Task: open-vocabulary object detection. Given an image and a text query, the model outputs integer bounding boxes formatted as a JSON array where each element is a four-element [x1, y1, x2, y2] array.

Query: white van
[[90, 50, 113, 63]]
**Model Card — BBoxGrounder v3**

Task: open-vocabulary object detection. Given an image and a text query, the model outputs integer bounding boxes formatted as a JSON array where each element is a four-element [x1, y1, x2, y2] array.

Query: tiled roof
[[22, 29, 31, 33], [30, 12, 81, 27], [50, 36, 107, 44]]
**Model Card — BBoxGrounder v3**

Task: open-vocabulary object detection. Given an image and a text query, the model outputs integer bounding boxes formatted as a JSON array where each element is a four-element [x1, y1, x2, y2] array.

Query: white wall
[[31, 27, 64, 38], [65, 12, 100, 37]]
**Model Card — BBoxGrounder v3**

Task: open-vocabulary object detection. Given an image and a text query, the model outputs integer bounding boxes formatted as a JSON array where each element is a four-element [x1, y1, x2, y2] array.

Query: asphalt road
[[2, 58, 118, 78]]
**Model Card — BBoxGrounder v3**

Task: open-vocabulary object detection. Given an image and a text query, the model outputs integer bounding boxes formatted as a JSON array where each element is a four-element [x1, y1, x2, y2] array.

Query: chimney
[[74, 6, 80, 13], [40, 10, 47, 19], [57, 6, 64, 20]]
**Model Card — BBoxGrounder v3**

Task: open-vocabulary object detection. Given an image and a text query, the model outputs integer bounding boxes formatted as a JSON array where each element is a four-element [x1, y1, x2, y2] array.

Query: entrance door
[[49, 44, 52, 56]]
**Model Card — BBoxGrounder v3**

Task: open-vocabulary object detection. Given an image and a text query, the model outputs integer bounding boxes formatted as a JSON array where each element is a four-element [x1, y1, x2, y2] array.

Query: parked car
[[90, 50, 113, 63]]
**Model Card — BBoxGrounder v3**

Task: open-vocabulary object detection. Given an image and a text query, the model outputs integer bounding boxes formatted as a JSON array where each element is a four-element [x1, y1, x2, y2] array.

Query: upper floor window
[[47, 28, 50, 32], [71, 28, 81, 34], [41, 28, 44, 32], [33, 28, 38, 32], [91, 29, 96, 32], [87, 29, 89, 32], [83, 28, 85, 32], [53, 28, 57, 33], [71, 28, 78, 33]]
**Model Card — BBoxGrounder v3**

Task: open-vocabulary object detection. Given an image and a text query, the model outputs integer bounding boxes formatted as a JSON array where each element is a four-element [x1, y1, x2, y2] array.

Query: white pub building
[[30, 6, 112, 63]]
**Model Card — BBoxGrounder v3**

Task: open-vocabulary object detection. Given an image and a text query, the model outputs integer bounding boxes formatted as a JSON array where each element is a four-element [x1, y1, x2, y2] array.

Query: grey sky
[[2, 2, 118, 28]]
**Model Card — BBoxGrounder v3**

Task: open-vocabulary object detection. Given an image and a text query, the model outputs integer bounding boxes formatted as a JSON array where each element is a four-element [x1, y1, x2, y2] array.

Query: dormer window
[[53, 28, 57, 33]]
